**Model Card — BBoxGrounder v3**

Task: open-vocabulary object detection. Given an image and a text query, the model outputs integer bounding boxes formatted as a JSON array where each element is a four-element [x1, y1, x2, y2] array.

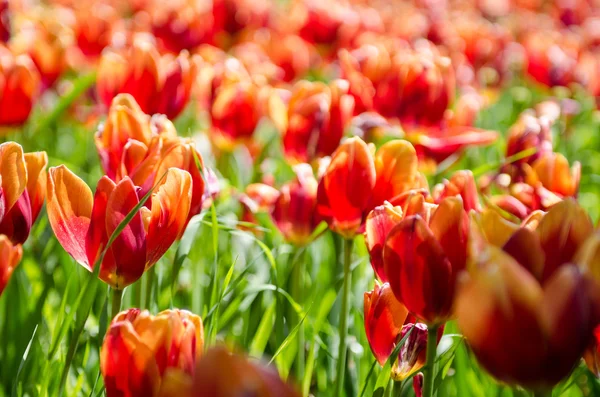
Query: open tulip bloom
[[47, 165, 192, 289]]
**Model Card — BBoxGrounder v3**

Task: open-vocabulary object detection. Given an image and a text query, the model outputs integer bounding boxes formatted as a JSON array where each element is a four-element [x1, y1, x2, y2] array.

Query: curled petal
[[46, 166, 93, 267]]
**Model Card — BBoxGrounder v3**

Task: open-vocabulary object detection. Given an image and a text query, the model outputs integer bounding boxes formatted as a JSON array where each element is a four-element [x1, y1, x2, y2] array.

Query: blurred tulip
[[212, 0, 270, 37], [383, 196, 468, 325], [210, 80, 260, 150], [291, 0, 349, 45], [97, 36, 198, 119], [47, 165, 192, 289], [279, 79, 354, 163], [71, 2, 120, 59], [457, 245, 598, 389], [239, 182, 280, 231], [0, 0, 9, 43], [525, 152, 581, 198], [101, 308, 203, 397], [271, 164, 319, 246], [432, 170, 481, 212], [0, 46, 40, 126], [364, 283, 409, 366], [364, 202, 403, 282], [190, 346, 300, 397], [413, 373, 424, 397], [0, 235, 21, 296], [585, 327, 600, 377]]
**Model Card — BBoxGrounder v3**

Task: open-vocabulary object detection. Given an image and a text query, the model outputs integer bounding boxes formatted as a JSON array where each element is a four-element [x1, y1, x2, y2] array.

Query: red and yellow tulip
[[0, 235, 22, 296], [47, 165, 192, 289], [101, 308, 204, 397]]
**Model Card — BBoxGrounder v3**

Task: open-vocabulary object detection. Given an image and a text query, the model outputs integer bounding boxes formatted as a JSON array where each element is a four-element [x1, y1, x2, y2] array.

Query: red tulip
[[383, 197, 468, 325], [278, 80, 354, 163], [271, 164, 319, 246], [0, 235, 22, 296], [97, 35, 198, 119], [432, 170, 481, 212], [101, 308, 204, 397], [0, 45, 40, 126], [364, 203, 403, 282], [47, 165, 192, 289]]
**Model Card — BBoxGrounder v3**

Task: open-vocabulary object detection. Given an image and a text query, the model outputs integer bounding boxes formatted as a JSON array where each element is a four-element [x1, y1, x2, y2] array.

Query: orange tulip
[[0, 235, 22, 296], [47, 165, 192, 289], [525, 152, 581, 199], [190, 346, 300, 397], [101, 308, 204, 397], [210, 80, 261, 150], [278, 79, 354, 163], [271, 164, 319, 246], [0, 142, 47, 244], [10, 9, 71, 88], [364, 283, 409, 366], [0, 45, 40, 126], [97, 35, 198, 119], [383, 197, 469, 325], [317, 137, 424, 238]]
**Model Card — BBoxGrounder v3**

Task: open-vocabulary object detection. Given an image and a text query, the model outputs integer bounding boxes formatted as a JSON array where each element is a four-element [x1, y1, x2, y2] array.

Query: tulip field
[[5, 0, 600, 396]]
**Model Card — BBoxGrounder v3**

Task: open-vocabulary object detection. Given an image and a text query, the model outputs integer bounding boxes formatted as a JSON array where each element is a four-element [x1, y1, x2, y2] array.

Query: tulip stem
[[110, 288, 123, 321], [291, 249, 306, 383], [334, 238, 354, 397], [144, 266, 155, 311], [422, 324, 440, 397]]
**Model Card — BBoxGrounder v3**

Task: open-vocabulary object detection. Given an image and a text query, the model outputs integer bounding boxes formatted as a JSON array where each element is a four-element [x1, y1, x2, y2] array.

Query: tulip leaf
[[268, 299, 314, 365], [249, 301, 276, 357], [12, 325, 38, 397]]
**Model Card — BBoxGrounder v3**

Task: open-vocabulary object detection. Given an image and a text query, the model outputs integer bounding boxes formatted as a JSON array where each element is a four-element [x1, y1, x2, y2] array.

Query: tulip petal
[[46, 166, 93, 267], [0, 142, 27, 219], [502, 228, 545, 281], [86, 177, 117, 283], [383, 215, 453, 324], [105, 178, 147, 289], [365, 203, 403, 282], [371, 140, 419, 208], [0, 235, 22, 295], [0, 190, 32, 244], [536, 199, 593, 282], [23, 151, 48, 222], [146, 169, 192, 266], [429, 197, 469, 274]]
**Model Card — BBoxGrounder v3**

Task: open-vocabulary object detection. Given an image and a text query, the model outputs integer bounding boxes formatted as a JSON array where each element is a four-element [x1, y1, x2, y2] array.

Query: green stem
[[334, 238, 354, 397], [110, 288, 124, 321], [422, 324, 440, 397], [144, 266, 155, 311], [292, 249, 306, 383]]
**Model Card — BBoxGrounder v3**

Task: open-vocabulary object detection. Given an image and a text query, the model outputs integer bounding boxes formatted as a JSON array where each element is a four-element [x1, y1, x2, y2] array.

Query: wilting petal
[[364, 203, 403, 282], [364, 283, 409, 365], [0, 235, 22, 295], [502, 228, 545, 281], [46, 166, 93, 267], [104, 178, 147, 289], [0, 142, 27, 220], [23, 151, 48, 222], [456, 247, 546, 388], [536, 199, 593, 282], [429, 197, 469, 274], [147, 169, 192, 266], [384, 216, 453, 324]]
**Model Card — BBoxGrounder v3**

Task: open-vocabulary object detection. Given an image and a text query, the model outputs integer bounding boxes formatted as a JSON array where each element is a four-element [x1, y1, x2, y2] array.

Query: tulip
[[0, 46, 40, 126], [10, 10, 71, 88], [383, 196, 468, 325], [0, 235, 22, 296], [47, 165, 192, 289], [210, 80, 261, 150], [101, 308, 204, 397], [456, 245, 598, 390], [525, 152, 581, 199], [239, 182, 280, 233], [271, 164, 319, 246], [364, 202, 403, 282], [71, 2, 119, 59], [432, 170, 481, 212], [190, 346, 300, 397], [97, 35, 198, 119], [212, 0, 270, 37], [278, 79, 354, 163], [364, 283, 409, 366], [291, 0, 348, 45]]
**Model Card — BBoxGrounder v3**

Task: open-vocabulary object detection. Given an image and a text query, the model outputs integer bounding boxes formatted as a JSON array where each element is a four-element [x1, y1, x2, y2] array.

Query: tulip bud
[[0, 235, 22, 296], [101, 308, 204, 397], [97, 35, 198, 119], [413, 373, 424, 397], [281, 80, 354, 163], [47, 165, 192, 289], [0, 46, 40, 126], [190, 346, 300, 397], [364, 283, 409, 366], [271, 164, 319, 246]]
